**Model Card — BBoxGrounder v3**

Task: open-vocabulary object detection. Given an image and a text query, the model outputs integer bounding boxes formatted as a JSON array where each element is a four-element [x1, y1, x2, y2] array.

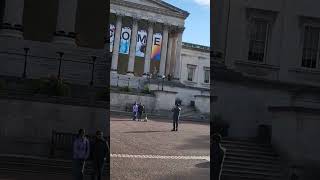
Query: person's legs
[[98, 161, 105, 180], [72, 159, 79, 180], [172, 119, 175, 131], [176, 120, 179, 131], [79, 160, 85, 180]]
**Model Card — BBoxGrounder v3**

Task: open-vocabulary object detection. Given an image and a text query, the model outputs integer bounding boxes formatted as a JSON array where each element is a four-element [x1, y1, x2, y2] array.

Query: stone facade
[[109, 0, 211, 115], [213, 0, 320, 177]]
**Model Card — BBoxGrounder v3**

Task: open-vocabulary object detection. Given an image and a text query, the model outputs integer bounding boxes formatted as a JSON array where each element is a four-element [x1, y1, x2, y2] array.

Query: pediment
[[111, 0, 189, 18]]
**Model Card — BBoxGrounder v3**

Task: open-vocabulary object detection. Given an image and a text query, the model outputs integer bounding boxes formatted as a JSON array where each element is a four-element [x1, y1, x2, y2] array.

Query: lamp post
[[90, 56, 96, 86], [117, 76, 119, 87], [161, 75, 165, 91], [57, 52, 64, 79], [127, 77, 130, 88], [22, 48, 29, 78]]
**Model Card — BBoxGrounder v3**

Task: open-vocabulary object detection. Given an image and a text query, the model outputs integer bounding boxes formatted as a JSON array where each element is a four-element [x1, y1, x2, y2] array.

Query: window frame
[[203, 67, 210, 84], [187, 64, 196, 82], [247, 18, 270, 64], [300, 24, 320, 69]]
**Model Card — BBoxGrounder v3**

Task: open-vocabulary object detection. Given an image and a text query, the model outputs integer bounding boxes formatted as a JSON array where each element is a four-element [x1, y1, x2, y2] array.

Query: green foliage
[[119, 86, 130, 92], [142, 85, 151, 94], [32, 76, 70, 96]]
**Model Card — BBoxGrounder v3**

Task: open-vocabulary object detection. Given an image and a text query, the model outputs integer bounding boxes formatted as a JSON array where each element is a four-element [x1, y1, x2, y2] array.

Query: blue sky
[[163, 0, 210, 46]]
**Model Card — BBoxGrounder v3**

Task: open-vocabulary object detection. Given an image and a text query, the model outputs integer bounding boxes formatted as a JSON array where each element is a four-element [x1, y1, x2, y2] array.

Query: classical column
[[174, 27, 184, 79], [53, 0, 78, 45], [159, 24, 169, 76], [169, 32, 177, 76], [165, 33, 173, 75], [111, 15, 123, 72], [0, 0, 25, 38], [127, 18, 138, 75], [143, 21, 154, 76]]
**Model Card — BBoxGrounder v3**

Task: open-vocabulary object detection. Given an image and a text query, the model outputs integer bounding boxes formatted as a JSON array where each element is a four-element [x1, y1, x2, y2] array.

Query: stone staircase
[[0, 155, 109, 177], [220, 138, 286, 180], [179, 105, 209, 121]]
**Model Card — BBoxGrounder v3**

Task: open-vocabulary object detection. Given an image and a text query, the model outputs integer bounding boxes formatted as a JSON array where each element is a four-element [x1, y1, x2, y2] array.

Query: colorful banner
[[151, 33, 162, 61], [109, 24, 115, 52], [119, 27, 131, 54], [135, 30, 147, 57]]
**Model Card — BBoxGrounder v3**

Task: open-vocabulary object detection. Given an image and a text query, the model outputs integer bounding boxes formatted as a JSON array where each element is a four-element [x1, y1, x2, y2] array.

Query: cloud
[[193, 0, 210, 6]]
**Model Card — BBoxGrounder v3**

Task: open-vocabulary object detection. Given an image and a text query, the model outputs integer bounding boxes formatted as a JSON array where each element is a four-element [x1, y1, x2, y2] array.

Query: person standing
[[212, 133, 226, 180], [132, 102, 138, 121], [91, 130, 108, 180], [137, 103, 143, 121], [171, 104, 181, 131], [73, 129, 90, 180]]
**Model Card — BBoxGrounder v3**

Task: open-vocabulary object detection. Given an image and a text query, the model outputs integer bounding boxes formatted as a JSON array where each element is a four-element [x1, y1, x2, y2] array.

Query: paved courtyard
[[110, 115, 210, 180]]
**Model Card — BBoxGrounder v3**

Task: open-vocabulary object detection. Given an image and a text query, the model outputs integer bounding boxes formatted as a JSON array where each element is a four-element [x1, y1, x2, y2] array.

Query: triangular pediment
[[111, 0, 189, 18]]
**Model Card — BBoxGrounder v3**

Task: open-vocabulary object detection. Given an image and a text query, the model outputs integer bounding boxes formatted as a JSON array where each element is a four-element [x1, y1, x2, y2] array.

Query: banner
[[119, 27, 131, 54], [109, 24, 115, 52], [151, 33, 162, 61], [135, 30, 147, 57]]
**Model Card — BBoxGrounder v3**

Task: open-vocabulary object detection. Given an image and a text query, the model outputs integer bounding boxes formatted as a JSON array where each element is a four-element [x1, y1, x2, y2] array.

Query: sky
[[163, 0, 210, 47]]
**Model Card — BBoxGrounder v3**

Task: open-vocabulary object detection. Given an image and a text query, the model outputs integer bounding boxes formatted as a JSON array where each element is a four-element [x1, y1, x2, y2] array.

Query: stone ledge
[[268, 106, 320, 115]]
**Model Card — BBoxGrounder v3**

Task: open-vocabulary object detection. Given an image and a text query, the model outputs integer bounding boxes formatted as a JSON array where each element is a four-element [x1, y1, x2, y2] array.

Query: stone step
[[224, 147, 277, 156], [225, 154, 281, 164], [222, 139, 272, 147], [225, 151, 280, 161], [224, 159, 282, 169], [223, 164, 282, 174], [222, 169, 283, 179], [0, 156, 109, 175], [221, 143, 274, 152]]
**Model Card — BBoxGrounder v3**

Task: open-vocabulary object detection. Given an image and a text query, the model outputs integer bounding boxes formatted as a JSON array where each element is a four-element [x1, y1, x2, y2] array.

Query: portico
[[110, 0, 189, 79]]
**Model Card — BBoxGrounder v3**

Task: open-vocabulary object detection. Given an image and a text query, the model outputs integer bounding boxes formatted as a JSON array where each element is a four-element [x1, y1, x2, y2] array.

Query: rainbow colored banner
[[151, 33, 162, 61]]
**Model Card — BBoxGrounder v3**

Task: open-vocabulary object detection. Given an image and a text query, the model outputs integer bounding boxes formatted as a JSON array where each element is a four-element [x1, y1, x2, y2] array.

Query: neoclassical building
[[109, 0, 210, 114], [110, 0, 188, 79]]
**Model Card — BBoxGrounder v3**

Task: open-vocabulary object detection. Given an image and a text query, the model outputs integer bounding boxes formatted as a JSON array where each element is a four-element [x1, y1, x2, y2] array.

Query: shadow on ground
[[176, 134, 210, 151]]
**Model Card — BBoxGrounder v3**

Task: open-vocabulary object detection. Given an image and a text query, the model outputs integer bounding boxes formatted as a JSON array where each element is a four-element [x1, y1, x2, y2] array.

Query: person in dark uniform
[[171, 104, 181, 131], [91, 130, 108, 180], [212, 133, 226, 180], [137, 103, 143, 121]]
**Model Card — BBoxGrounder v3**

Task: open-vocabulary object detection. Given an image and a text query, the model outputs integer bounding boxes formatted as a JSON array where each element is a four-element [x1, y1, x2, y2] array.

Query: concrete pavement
[[110, 115, 210, 180]]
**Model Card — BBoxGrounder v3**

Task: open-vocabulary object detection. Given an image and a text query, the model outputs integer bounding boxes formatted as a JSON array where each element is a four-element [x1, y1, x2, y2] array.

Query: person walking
[[132, 102, 138, 121], [91, 130, 108, 180], [137, 103, 143, 121], [171, 104, 181, 131], [212, 133, 226, 180], [72, 129, 90, 180]]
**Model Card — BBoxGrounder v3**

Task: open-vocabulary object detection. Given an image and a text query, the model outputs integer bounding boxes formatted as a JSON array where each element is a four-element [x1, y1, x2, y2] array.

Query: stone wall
[[0, 37, 108, 86], [110, 91, 156, 112], [0, 98, 108, 157], [194, 95, 210, 113], [270, 107, 320, 179], [213, 80, 291, 138]]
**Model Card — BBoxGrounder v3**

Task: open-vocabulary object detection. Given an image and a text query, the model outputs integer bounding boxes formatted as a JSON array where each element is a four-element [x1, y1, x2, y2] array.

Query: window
[[187, 65, 196, 81], [301, 26, 320, 69], [204, 68, 210, 83], [248, 20, 270, 62]]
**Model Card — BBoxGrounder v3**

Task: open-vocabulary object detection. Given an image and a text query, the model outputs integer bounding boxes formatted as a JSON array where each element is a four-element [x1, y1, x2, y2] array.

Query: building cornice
[[111, 0, 188, 19]]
